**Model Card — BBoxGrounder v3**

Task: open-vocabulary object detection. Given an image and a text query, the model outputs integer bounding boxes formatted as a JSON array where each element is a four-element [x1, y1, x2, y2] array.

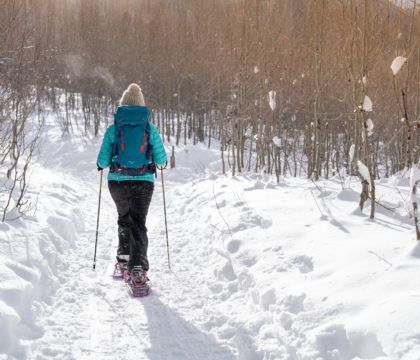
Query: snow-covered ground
[[1, 117, 420, 360]]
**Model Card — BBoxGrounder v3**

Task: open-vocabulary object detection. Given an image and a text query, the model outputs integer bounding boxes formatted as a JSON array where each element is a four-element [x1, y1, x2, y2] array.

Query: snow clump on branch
[[272, 136, 281, 147], [391, 56, 407, 76], [357, 160, 371, 186], [268, 91, 276, 111], [362, 96, 373, 112], [349, 144, 355, 163], [367, 118, 374, 136]]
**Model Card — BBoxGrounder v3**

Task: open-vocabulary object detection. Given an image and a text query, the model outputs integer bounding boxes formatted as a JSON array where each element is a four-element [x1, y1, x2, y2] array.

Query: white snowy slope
[[1, 116, 420, 359]]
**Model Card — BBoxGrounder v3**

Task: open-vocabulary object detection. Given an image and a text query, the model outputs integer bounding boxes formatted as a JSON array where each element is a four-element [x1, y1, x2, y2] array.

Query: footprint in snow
[[238, 271, 256, 290], [237, 252, 258, 268], [292, 255, 314, 273], [272, 245, 282, 252], [209, 282, 223, 294], [260, 218, 272, 229], [280, 293, 306, 314], [233, 201, 245, 207], [227, 239, 241, 254], [216, 260, 237, 282], [260, 287, 277, 311]]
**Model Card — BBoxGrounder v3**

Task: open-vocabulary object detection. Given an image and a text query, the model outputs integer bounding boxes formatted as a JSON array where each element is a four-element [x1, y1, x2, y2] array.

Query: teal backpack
[[110, 105, 155, 176]]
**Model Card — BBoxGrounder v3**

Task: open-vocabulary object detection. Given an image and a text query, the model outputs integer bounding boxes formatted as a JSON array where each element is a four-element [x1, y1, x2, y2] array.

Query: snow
[[357, 160, 371, 186], [409, 166, 420, 212], [367, 118, 374, 132], [362, 95, 373, 112], [272, 136, 281, 148], [391, 56, 407, 76], [362, 75, 367, 85], [1, 114, 420, 359], [366, 119, 374, 137], [268, 90, 276, 111], [410, 165, 420, 191], [349, 144, 355, 162]]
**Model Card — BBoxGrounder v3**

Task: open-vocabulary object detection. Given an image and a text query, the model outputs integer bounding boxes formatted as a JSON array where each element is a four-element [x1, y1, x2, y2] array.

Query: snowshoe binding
[[113, 256, 129, 279], [125, 266, 150, 297]]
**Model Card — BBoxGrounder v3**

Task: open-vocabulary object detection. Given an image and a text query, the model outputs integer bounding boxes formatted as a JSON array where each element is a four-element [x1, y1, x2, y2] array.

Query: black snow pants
[[108, 180, 154, 271]]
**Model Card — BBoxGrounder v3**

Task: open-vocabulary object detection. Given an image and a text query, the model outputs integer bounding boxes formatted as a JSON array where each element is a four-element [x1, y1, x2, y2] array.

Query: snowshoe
[[125, 266, 150, 297], [112, 260, 128, 280]]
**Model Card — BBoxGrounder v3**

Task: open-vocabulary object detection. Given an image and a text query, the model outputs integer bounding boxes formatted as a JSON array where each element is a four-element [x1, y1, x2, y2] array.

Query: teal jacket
[[97, 110, 167, 182]]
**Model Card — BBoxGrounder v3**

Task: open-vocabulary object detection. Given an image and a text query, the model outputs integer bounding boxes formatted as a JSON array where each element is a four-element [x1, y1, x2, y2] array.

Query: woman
[[97, 83, 167, 288]]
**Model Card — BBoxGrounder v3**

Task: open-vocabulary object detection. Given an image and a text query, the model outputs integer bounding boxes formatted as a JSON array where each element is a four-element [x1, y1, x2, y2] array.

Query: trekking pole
[[157, 164, 171, 271], [93, 169, 103, 270]]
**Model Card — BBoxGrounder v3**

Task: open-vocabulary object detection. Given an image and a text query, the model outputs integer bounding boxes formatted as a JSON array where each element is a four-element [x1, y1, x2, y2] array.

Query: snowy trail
[[21, 158, 420, 359], [3, 123, 420, 359], [27, 155, 237, 360]]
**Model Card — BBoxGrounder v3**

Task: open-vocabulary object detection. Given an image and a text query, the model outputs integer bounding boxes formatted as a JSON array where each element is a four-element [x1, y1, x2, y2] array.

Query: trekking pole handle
[[156, 161, 168, 171]]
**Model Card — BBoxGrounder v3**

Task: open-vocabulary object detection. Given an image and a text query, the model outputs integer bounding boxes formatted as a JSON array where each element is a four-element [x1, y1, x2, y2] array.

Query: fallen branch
[[310, 189, 325, 217], [368, 250, 392, 269], [368, 195, 398, 213], [209, 224, 222, 233], [212, 184, 234, 240]]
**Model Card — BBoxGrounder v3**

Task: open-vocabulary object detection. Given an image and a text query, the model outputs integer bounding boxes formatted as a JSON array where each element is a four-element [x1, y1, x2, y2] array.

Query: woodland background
[[1, 0, 419, 220]]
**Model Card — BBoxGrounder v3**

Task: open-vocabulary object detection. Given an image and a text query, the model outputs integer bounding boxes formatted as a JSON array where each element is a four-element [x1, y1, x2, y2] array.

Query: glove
[[97, 163, 103, 171]]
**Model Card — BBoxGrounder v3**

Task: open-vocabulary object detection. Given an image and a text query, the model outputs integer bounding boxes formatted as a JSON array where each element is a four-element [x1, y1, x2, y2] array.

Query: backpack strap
[[109, 162, 156, 176], [112, 118, 120, 157]]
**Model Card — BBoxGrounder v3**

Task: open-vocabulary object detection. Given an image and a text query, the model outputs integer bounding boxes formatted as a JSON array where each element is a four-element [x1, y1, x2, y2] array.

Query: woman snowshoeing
[[97, 83, 167, 293]]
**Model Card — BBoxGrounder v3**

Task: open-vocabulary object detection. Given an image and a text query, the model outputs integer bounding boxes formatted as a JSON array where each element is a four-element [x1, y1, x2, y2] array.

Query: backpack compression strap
[[109, 162, 156, 176]]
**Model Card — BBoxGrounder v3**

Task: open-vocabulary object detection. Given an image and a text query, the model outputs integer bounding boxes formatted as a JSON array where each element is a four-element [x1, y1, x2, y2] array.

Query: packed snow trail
[[26, 150, 236, 359], [3, 119, 420, 359]]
